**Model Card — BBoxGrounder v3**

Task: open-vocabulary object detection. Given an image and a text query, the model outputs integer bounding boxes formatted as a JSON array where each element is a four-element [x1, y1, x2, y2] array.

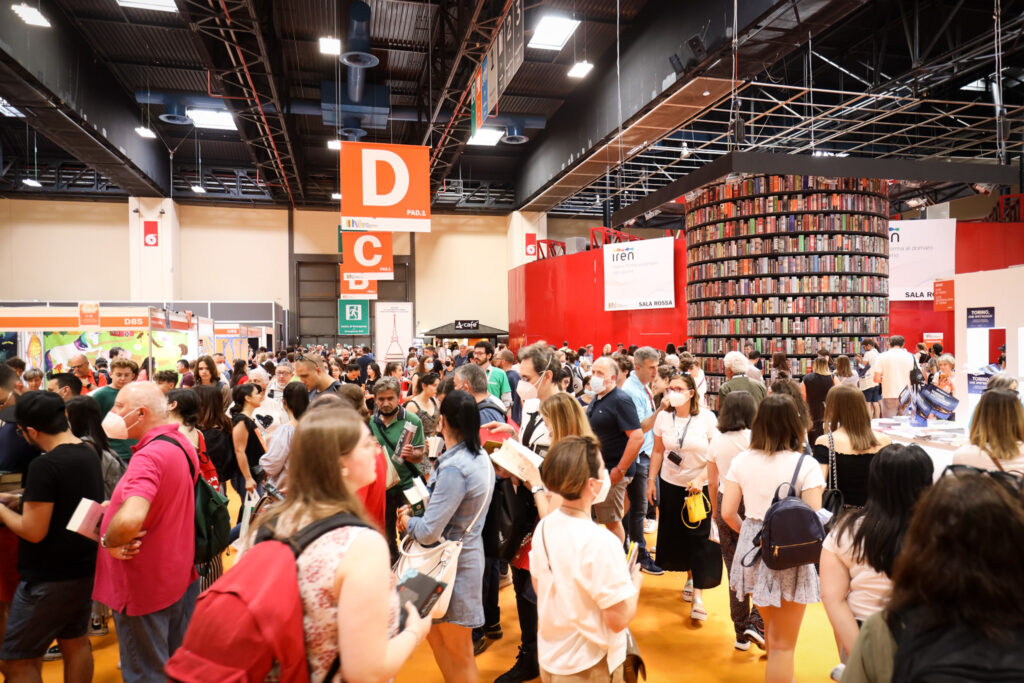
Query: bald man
[[93, 383, 200, 683], [68, 353, 106, 394]]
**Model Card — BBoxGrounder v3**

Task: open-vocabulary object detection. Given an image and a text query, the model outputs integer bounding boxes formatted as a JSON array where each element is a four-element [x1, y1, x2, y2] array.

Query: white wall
[[0, 198, 130, 300]]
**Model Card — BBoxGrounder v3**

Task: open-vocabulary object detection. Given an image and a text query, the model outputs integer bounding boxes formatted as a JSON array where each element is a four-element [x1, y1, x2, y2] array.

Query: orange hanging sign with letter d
[[339, 142, 431, 232], [340, 231, 394, 280]]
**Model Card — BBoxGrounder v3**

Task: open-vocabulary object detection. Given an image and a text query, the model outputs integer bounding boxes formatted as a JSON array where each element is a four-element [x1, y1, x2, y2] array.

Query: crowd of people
[[0, 334, 1022, 683]]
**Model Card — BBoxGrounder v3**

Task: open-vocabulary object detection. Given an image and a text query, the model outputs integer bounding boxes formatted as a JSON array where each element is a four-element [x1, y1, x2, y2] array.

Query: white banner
[[603, 236, 675, 311], [374, 302, 414, 364], [888, 219, 956, 301]]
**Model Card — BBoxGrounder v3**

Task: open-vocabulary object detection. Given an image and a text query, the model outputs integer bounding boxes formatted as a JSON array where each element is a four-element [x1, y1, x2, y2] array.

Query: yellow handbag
[[682, 489, 709, 529]]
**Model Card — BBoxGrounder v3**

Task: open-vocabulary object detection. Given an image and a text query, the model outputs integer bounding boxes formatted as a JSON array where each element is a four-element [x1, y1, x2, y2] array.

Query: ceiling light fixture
[[190, 184, 207, 194], [327, 139, 342, 150], [319, 36, 342, 55], [567, 60, 593, 79], [905, 196, 928, 209], [185, 107, 236, 130], [0, 97, 24, 117], [679, 142, 692, 159], [528, 15, 579, 51], [467, 127, 505, 146], [11, 3, 50, 27], [702, 89, 711, 96], [116, 0, 178, 11], [21, 177, 41, 188], [135, 126, 156, 138], [331, 192, 342, 200]]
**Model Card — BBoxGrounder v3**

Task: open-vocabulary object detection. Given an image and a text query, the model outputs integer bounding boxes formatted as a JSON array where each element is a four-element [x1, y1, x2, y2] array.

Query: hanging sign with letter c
[[339, 142, 431, 232], [340, 231, 394, 280]]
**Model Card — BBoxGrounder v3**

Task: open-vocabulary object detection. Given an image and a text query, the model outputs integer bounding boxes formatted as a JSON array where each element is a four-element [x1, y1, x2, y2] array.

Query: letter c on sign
[[362, 149, 410, 207], [354, 234, 383, 267]]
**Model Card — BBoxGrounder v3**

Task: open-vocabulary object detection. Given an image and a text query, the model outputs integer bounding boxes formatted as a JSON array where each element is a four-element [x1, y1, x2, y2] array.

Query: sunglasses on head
[[942, 464, 1024, 496]]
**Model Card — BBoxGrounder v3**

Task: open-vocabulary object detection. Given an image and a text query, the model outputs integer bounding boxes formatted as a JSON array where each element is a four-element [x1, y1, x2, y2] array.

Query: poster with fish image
[[43, 330, 188, 373]]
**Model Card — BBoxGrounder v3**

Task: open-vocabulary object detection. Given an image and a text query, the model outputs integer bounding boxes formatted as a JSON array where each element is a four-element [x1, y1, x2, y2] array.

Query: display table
[[871, 417, 968, 478]]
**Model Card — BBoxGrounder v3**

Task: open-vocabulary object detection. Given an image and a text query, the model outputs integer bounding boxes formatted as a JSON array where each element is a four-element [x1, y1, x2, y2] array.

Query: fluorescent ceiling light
[[116, 0, 178, 11], [961, 78, 987, 92], [327, 139, 342, 150], [528, 15, 579, 51], [319, 37, 341, 55], [190, 184, 206, 194], [567, 60, 593, 78], [11, 3, 51, 27], [135, 126, 156, 138], [467, 127, 505, 146], [905, 197, 928, 209], [812, 150, 849, 157], [331, 192, 342, 200], [0, 97, 24, 117], [21, 177, 41, 187], [185, 107, 236, 130]]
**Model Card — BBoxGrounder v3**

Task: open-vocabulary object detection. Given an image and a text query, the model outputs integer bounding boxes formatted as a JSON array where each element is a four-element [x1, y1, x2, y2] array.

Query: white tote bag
[[393, 498, 488, 618]]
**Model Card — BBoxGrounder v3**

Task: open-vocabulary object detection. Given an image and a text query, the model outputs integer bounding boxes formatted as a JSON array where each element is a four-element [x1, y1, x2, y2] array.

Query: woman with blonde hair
[[539, 391, 595, 443], [952, 388, 1024, 474], [801, 355, 838, 445], [812, 384, 892, 508], [254, 408, 430, 682]]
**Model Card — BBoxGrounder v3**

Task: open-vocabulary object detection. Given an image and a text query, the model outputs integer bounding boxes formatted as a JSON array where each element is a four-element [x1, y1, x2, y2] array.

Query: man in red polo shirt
[[93, 383, 198, 683]]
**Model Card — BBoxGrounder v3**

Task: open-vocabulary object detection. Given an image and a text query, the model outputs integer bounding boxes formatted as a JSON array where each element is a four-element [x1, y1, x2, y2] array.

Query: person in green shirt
[[369, 376, 425, 563], [472, 341, 511, 409], [89, 357, 139, 462]]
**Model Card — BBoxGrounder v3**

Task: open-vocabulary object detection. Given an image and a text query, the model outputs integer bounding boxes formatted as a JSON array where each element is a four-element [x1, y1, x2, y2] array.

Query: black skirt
[[655, 479, 723, 589]]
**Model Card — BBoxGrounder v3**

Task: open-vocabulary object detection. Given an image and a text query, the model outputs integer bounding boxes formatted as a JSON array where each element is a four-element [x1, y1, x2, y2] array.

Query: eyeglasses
[[942, 464, 1023, 496]]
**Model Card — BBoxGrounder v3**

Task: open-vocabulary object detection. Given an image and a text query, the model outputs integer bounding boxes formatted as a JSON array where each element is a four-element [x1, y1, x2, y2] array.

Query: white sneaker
[[734, 638, 751, 651], [830, 664, 846, 681], [643, 518, 658, 534]]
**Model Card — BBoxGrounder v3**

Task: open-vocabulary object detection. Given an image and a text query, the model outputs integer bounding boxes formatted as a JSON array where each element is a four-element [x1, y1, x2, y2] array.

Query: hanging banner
[[340, 231, 394, 280], [374, 301, 414, 363], [339, 271, 379, 300], [78, 302, 101, 328], [338, 300, 371, 336], [603, 236, 675, 311], [933, 278, 954, 311], [887, 219, 956, 301], [340, 142, 431, 232]]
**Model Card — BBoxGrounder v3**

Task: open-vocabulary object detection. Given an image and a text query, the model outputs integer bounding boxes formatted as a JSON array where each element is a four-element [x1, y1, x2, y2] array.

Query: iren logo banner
[[340, 142, 431, 232]]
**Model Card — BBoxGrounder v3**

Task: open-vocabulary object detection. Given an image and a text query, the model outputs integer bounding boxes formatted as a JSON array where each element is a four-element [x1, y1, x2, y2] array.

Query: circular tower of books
[[684, 174, 890, 409]]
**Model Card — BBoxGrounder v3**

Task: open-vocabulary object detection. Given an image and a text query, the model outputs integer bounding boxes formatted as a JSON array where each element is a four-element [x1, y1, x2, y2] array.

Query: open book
[[489, 439, 543, 483]]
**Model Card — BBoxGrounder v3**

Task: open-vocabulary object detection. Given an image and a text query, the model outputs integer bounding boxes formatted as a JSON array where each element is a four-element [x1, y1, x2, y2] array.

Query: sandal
[[682, 579, 694, 602], [691, 598, 707, 622]]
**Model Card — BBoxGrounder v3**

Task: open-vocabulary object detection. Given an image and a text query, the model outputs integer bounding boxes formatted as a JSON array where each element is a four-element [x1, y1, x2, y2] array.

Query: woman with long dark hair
[[195, 355, 224, 388], [230, 383, 265, 500], [820, 444, 933, 678], [230, 359, 249, 388], [397, 390, 494, 683]]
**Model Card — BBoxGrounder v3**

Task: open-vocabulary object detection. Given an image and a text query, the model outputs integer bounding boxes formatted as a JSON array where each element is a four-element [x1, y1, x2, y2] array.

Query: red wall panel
[[955, 222, 1024, 274], [508, 238, 688, 352], [888, 301, 955, 356]]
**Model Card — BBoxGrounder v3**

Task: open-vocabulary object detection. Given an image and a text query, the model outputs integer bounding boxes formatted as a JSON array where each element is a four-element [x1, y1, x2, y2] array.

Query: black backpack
[[200, 427, 235, 482], [890, 607, 1024, 682], [742, 452, 825, 571]]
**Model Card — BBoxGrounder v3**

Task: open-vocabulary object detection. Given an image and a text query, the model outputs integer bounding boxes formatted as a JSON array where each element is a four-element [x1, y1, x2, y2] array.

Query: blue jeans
[[626, 453, 650, 551], [113, 580, 200, 683]]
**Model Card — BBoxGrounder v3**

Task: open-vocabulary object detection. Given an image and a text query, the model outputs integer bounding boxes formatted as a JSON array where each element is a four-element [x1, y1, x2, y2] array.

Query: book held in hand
[[489, 439, 543, 483], [401, 477, 431, 517], [396, 569, 447, 631], [66, 497, 105, 542]]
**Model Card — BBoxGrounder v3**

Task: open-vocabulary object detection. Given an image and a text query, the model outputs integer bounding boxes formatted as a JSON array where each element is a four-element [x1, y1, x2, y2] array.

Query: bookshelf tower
[[684, 174, 890, 409]]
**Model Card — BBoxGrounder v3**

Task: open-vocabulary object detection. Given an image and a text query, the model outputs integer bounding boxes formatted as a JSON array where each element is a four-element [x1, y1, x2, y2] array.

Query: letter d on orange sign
[[339, 142, 431, 232]]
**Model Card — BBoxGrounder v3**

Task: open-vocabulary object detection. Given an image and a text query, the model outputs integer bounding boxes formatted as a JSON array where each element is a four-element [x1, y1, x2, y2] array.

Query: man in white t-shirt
[[873, 335, 916, 418], [857, 339, 882, 418]]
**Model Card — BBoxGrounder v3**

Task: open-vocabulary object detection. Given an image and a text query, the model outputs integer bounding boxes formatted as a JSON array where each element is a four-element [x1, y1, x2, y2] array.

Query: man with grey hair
[[93, 383, 200, 683], [265, 361, 293, 401], [455, 363, 507, 422], [718, 351, 766, 405], [248, 367, 287, 432], [621, 347, 664, 574], [585, 357, 644, 543]]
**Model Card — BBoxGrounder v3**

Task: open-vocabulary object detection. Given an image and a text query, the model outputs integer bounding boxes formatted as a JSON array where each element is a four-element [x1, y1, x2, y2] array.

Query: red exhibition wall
[[510, 221, 1024, 356], [508, 237, 688, 352]]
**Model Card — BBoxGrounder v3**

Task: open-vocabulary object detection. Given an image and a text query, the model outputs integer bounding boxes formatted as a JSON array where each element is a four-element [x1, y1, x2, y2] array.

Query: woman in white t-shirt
[[706, 390, 762, 651], [952, 388, 1024, 475], [530, 436, 641, 682], [820, 443, 933, 680], [722, 394, 825, 683], [646, 373, 720, 621]]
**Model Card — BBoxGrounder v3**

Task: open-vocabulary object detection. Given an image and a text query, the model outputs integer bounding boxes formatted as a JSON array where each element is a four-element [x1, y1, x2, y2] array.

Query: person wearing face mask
[[0, 391, 104, 682], [93, 382, 202, 683], [646, 372, 722, 622], [530, 435, 642, 682], [91, 358, 140, 463], [585, 357, 644, 544], [398, 390, 494, 683]]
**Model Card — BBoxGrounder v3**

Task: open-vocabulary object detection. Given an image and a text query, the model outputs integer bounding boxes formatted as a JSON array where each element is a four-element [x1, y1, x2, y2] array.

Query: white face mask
[[589, 376, 606, 394], [668, 390, 692, 407], [592, 470, 611, 504], [425, 361, 434, 371], [101, 407, 139, 440], [516, 376, 542, 401]]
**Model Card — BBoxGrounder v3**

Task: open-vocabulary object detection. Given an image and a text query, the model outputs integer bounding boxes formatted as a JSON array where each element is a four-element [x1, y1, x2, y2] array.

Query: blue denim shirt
[[622, 373, 654, 456], [406, 440, 494, 626]]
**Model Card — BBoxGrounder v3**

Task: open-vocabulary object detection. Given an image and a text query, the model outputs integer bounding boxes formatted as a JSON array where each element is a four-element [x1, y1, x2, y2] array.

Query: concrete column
[[128, 197, 180, 301], [506, 210, 547, 269]]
